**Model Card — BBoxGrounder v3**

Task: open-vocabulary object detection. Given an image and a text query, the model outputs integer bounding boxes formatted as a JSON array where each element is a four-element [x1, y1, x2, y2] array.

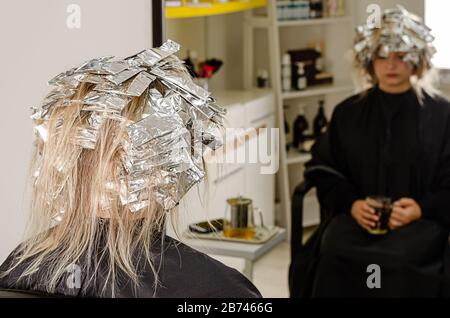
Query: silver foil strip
[[122, 131, 191, 163], [84, 74, 107, 85], [93, 81, 129, 96], [74, 56, 114, 74], [101, 60, 129, 75], [83, 91, 131, 113], [106, 68, 144, 85], [150, 67, 210, 102], [136, 39, 181, 67], [127, 72, 155, 97], [34, 123, 49, 142], [126, 113, 185, 148], [73, 126, 99, 150], [154, 166, 204, 210]]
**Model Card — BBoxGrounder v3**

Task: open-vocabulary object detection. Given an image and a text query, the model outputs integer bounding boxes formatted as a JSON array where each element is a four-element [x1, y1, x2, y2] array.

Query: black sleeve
[[306, 103, 360, 216], [419, 115, 450, 229]]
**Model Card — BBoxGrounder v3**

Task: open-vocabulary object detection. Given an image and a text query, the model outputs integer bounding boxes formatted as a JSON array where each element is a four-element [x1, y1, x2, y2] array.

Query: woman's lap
[[313, 214, 449, 297], [320, 214, 448, 266]]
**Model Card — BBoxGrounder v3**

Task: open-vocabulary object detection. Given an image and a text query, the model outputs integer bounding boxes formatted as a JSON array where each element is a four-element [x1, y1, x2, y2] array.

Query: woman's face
[[373, 52, 413, 91]]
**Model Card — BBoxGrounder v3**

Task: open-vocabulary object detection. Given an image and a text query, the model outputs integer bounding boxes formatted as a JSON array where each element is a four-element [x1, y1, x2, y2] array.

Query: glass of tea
[[365, 196, 392, 235]]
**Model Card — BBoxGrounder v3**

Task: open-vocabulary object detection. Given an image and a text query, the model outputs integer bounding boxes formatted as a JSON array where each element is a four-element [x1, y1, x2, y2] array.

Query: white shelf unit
[[277, 15, 352, 27], [286, 148, 312, 165], [244, 1, 356, 237], [282, 81, 354, 99]]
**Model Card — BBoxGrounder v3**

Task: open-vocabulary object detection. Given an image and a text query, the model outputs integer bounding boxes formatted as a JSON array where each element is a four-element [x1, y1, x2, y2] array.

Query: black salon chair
[[288, 165, 344, 297]]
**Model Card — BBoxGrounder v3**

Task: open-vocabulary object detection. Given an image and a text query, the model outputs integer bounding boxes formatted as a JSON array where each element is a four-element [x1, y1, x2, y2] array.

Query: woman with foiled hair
[[0, 41, 261, 298], [293, 6, 450, 297]]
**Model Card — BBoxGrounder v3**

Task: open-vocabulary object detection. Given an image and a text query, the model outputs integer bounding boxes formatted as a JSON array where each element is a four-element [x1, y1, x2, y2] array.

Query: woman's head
[[2, 40, 225, 296], [353, 6, 437, 97]]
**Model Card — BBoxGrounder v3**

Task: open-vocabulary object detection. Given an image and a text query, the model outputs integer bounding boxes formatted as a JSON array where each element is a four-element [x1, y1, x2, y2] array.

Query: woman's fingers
[[391, 207, 407, 223], [390, 207, 409, 229], [361, 204, 375, 214], [352, 201, 380, 231], [358, 219, 374, 231], [396, 197, 415, 207], [389, 218, 403, 230], [390, 213, 405, 224], [363, 211, 379, 222], [361, 204, 379, 221], [359, 212, 377, 228]]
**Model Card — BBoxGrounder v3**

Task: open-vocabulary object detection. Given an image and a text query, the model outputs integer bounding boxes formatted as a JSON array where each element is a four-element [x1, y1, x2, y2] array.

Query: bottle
[[309, 0, 316, 18], [184, 50, 197, 78], [315, 43, 324, 73], [257, 69, 269, 88], [327, 0, 338, 17], [293, 108, 309, 152], [309, 0, 323, 18], [296, 62, 307, 90], [283, 105, 291, 151], [336, 0, 345, 16], [285, 115, 291, 152], [281, 53, 292, 92], [313, 100, 328, 137], [287, 0, 295, 20], [300, 0, 310, 19], [316, 0, 323, 18]]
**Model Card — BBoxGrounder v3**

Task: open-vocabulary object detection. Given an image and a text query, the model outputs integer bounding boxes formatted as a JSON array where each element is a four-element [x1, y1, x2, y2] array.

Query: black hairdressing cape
[[291, 86, 450, 297], [0, 228, 261, 298]]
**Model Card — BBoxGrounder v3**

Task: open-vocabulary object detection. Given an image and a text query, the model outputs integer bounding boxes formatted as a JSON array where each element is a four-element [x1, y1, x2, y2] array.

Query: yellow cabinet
[[166, 0, 267, 19]]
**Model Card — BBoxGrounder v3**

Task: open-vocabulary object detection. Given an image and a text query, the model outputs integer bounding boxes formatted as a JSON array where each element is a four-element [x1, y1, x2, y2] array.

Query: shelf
[[277, 16, 352, 27], [282, 82, 354, 100], [248, 16, 351, 28], [286, 148, 312, 165], [166, 0, 267, 19]]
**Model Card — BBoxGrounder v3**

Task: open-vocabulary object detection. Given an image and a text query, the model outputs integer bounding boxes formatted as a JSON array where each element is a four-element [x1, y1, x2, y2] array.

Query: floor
[[211, 226, 317, 298], [253, 226, 317, 297], [253, 241, 290, 297]]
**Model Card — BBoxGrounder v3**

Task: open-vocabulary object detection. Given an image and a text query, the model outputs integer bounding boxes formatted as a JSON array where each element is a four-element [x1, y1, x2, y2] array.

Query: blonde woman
[[298, 6, 450, 297], [0, 41, 261, 298]]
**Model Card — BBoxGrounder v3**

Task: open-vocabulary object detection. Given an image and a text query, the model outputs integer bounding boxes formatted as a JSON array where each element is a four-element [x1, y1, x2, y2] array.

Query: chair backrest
[[290, 179, 313, 259], [291, 164, 346, 258], [289, 164, 347, 297]]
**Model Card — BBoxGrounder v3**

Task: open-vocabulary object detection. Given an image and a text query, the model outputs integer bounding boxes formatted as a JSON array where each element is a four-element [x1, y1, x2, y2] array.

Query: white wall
[[0, 0, 152, 262], [354, 0, 424, 24]]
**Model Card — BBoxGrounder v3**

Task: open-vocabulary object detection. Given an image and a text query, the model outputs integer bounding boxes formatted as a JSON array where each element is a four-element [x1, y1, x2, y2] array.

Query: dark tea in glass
[[366, 196, 392, 235]]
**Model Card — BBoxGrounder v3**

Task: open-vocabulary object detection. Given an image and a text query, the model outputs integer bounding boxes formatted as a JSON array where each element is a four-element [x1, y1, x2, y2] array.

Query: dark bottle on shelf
[[284, 106, 291, 151], [184, 50, 197, 78], [285, 116, 291, 152], [310, 0, 324, 18], [293, 109, 309, 152], [313, 100, 328, 138]]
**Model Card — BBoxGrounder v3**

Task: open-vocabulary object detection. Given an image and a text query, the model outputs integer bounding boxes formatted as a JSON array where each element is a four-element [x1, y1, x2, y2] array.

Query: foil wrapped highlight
[[30, 39, 226, 214]]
